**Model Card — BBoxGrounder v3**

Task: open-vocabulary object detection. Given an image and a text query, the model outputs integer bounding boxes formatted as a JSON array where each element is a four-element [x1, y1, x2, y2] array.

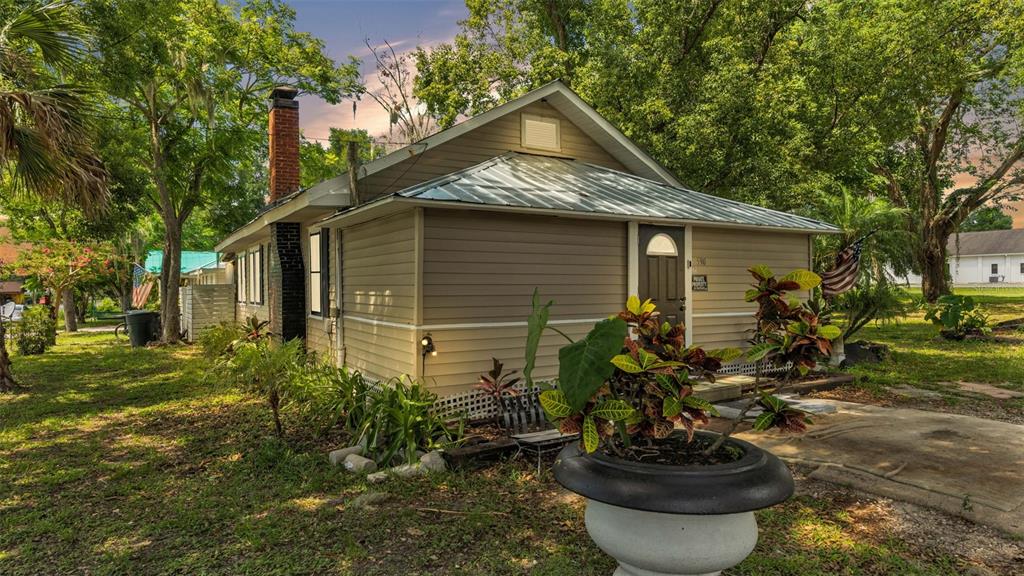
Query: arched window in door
[[645, 233, 678, 257]]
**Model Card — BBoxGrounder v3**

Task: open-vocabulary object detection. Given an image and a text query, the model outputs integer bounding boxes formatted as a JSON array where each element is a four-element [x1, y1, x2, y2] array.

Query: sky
[[289, 0, 467, 143]]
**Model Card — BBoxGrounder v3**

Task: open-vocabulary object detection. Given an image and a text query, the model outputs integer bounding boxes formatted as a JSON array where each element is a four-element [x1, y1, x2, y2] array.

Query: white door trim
[[684, 226, 693, 345], [627, 221, 639, 299]]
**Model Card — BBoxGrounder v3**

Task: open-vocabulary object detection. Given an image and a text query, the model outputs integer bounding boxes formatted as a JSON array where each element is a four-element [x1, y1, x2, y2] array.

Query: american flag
[[821, 237, 867, 297], [131, 263, 154, 309]]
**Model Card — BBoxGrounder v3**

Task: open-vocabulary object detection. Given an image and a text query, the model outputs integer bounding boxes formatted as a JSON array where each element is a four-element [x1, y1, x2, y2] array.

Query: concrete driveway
[[734, 400, 1024, 536]]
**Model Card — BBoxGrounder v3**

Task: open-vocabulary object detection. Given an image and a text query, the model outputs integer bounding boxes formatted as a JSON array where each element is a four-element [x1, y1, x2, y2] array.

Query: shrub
[[354, 377, 464, 465], [226, 338, 305, 437], [743, 266, 841, 379], [12, 306, 57, 356], [924, 295, 989, 340], [197, 321, 245, 360], [91, 297, 121, 315], [288, 359, 372, 435], [833, 281, 915, 340]]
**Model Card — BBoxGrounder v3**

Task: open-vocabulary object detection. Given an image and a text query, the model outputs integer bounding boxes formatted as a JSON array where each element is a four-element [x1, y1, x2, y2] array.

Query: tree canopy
[[416, 0, 1024, 300], [80, 0, 363, 340]]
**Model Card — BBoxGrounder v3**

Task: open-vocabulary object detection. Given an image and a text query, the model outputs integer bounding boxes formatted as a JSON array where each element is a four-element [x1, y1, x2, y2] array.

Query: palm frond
[[0, 1, 86, 72]]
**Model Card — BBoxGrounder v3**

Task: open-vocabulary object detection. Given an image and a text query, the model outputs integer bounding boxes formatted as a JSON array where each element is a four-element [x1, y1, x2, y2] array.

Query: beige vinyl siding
[[420, 209, 627, 394], [690, 227, 812, 349], [343, 211, 416, 322], [341, 210, 418, 379], [420, 322, 592, 396], [344, 319, 417, 379], [360, 101, 628, 200], [423, 209, 627, 323]]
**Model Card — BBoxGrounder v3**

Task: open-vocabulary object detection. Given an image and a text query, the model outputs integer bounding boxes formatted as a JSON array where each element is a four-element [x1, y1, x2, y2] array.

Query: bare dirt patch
[[791, 465, 1024, 576], [808, 384, 1024, 425]]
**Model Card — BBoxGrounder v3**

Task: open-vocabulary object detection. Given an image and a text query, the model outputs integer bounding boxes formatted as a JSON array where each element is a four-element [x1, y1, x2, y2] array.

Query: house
[[213, 82, 837, 396], [899, 229, 1024, 286], [0, 215, 32, 303]]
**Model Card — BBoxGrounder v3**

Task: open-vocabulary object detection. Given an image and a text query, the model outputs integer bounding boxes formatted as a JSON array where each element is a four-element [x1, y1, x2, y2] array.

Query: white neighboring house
[[900, 229, 1024, 286]]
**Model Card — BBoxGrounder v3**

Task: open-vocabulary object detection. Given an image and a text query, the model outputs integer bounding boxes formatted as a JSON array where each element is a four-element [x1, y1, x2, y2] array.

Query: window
[[310, 232, 329, 316], [236, 253, 247, 303], [991, 263, 999, 275], [237, 247, 265, 305], [248, 250, 256, 303], [249, 246, 265, 305], [645, 233, 678, 257], [1020, 263, 1024, 274]]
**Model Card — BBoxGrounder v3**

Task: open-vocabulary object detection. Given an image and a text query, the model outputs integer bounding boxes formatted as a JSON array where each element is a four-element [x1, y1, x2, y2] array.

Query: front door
[[638, 225, 686, 327]]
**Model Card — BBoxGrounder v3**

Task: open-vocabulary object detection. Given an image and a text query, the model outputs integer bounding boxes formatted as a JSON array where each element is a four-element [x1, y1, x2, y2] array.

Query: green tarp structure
[[143, 250, 219, 275]]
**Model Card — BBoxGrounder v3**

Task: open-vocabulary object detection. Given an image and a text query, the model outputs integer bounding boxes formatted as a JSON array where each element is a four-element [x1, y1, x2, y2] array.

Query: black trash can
[[126, 310, 159, 347]]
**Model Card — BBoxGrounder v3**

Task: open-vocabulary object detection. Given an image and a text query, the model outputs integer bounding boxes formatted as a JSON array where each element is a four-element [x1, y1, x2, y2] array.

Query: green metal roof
[[393, 153, 838, 233], [144, 250, 220, 275]]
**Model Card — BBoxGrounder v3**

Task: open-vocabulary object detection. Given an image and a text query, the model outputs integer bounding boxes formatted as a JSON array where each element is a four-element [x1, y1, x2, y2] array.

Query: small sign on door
[[692, 275, 709, 291]]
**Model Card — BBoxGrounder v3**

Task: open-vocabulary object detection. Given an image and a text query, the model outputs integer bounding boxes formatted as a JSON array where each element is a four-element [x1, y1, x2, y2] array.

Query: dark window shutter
[[320, 231, 330, 315], [259, 244, 265, 304]]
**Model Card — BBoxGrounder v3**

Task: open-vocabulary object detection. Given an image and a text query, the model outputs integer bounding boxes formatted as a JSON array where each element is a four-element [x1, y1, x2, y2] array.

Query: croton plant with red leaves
[[534, 296, 741, 455], [744, 265, 841, 378], [529, 265, 840, 459]]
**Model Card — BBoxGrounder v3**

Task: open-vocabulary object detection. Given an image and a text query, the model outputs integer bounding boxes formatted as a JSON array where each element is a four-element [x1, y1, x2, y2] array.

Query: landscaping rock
[[367, 471, 389, 484], [843, 341, 890, 365], [328, 445, 364, 466], [390, 463, 424, 478], [343, 453, 378, 474], [420, 450, 447, 473]]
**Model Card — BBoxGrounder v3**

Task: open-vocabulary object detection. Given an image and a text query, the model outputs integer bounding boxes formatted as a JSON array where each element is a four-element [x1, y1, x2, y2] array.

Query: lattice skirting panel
[[716, 361, 792, 376], [428, 362, 791, 422], [433, 384, 533, 422]]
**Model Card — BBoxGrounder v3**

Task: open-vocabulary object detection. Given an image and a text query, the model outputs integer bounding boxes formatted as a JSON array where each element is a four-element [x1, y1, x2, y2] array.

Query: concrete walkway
[[734, 400, 1024, 536]]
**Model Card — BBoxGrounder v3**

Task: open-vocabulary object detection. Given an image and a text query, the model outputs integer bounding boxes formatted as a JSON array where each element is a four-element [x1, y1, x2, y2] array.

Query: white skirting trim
[[342, 314, 608, 331], [692, 311, 754, 318]]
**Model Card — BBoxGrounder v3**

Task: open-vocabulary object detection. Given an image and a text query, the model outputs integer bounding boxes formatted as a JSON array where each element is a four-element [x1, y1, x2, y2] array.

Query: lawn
[[839, 287, 1024, 421], [0, 332, 1007, 575]]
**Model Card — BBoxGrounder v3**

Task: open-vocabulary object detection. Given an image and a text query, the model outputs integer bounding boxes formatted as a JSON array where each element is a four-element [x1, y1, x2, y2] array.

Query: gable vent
[[521, 113, 561, 152]]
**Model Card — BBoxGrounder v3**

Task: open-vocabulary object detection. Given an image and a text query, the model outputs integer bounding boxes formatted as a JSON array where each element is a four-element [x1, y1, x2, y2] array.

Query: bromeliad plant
[[531, 295, 742, 457], [475, 358, 521, 428]]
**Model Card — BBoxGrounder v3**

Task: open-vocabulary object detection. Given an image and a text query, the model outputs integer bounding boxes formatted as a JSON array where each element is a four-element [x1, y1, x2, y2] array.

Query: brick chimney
[[268, 86, 300, 204]]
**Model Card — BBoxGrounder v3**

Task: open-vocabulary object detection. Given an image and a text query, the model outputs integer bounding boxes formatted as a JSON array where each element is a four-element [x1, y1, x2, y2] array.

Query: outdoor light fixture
[[420, 333, 436, 357]]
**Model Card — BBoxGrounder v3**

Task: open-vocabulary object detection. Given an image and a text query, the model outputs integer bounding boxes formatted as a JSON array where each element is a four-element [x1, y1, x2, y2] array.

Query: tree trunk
[[161, 222, 182, 343], [0, 318, 16, 392], [920, 224, 951, 303], [76, 293, 88, 325], [62, 289, 78, 333]]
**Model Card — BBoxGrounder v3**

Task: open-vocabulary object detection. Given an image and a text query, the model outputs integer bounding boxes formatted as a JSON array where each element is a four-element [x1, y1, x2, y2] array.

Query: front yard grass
[[841, 288, 1024, 421], [0, 332, 1007, 575]]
